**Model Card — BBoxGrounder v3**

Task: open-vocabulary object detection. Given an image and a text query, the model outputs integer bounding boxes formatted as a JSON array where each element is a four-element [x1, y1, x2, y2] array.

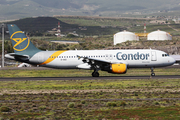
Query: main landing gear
[[92, 68, 100, 77], [91, 65, 100, 77], [92, 71, 99, 77], [151, 67, 155, 76]]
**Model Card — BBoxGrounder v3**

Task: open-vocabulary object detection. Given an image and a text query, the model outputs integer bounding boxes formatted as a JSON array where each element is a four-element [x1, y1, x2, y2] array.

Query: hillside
[[0, 0, 180, 20], [3, 17, 125, 36], [2, 16, 180, 37], [6, 17, 78, 34]]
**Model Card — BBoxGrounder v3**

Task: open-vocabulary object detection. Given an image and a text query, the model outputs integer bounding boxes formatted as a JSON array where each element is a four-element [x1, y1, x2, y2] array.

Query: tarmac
[[0, 66, 179, 81]]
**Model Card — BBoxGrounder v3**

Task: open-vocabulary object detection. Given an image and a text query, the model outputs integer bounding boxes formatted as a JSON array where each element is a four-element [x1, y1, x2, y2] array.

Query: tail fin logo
[[10, 31, 30, 51]]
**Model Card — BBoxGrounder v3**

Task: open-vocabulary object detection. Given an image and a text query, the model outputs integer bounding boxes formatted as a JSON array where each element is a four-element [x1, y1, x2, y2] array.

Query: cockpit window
[[162, 54, 169, 57]]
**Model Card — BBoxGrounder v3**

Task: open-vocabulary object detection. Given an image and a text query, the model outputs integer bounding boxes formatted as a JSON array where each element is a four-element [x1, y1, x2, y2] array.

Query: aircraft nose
[[170, 57, 176, 64]]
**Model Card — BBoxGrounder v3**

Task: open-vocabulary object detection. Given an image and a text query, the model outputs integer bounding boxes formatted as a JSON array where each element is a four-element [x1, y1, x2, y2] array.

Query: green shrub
[[67, 34, 77, 38], [68, 102, 75, 108], [77, 104, 82, 108], [81, 100, 86, 104], [120, 101, 126, 107], [39, 106, 46, 110], [107, 102, 112, 107], [134, 93, 138, 96], [154, 101, 160, 105], [0, 106, 10, 112], [106, 102, 117, 107], [111, 102, 117, 107]]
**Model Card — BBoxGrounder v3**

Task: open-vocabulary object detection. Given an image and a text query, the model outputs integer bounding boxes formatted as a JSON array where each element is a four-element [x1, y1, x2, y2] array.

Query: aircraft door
[[151, 51, 157, 61]]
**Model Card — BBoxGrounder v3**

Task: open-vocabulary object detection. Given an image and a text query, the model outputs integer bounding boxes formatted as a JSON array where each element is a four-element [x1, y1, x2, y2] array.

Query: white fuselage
[[29, 49, 175, 69]]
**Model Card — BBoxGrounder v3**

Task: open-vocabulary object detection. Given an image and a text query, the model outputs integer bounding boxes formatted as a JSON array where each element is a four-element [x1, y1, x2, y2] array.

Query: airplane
[[5, 24, 176, 77]]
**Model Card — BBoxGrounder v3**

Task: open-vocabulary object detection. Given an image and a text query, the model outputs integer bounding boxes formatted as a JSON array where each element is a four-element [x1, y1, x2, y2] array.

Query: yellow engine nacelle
[[110, 64, 127, 74]]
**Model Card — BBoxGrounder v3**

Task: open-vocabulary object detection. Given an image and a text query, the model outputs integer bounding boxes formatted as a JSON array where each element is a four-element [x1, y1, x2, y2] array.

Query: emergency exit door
[[151, 51, 157, 61]]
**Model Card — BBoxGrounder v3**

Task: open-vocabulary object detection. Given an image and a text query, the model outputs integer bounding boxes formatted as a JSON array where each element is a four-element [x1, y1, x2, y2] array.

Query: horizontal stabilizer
[[5, 53, 29, 61]]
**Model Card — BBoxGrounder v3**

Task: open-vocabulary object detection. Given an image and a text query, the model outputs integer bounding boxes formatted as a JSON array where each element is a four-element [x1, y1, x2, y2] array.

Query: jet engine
[[102, 63, 127, 74], [110, 64, 127, 74]]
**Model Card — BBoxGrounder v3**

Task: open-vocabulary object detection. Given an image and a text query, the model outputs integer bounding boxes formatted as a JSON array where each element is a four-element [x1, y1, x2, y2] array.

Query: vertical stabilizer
[[7, 24, 41, 57]]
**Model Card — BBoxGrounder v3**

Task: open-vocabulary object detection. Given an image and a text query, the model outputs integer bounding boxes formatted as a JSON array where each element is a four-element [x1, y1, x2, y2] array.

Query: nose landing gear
[[151, 67, 155, 76]]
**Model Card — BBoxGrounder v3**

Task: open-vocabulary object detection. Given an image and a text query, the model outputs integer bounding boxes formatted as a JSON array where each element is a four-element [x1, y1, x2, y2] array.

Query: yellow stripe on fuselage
[[39, 50, 67, 65]]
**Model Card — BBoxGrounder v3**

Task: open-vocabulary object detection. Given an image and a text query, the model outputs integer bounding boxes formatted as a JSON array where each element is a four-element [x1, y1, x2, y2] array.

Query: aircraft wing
[[77, 55, 125, 69]]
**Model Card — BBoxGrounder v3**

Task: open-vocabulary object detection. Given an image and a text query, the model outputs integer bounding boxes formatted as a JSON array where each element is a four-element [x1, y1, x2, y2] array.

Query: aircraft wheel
[[92, 72, 99, 77], [151, 67, 155, 76], [151, 73, 155, 76]]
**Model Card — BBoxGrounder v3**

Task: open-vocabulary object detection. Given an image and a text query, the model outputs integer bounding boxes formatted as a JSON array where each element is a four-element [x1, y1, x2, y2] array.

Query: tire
[[151, 73, 155, 76], [92, 72, 99, 77]]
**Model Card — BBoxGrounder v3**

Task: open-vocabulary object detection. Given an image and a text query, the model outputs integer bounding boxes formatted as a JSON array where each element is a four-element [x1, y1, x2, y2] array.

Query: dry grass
[[0, 68, 179, 119]]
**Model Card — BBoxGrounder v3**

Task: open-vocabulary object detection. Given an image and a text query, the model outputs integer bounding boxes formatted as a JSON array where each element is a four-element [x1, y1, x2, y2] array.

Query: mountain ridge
[[0, 0, 180, 20]]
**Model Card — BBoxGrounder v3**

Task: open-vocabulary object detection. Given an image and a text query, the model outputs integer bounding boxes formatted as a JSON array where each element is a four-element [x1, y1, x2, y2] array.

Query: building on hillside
[[113, 31, 139, 45], [147, 30, 172, 41]]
